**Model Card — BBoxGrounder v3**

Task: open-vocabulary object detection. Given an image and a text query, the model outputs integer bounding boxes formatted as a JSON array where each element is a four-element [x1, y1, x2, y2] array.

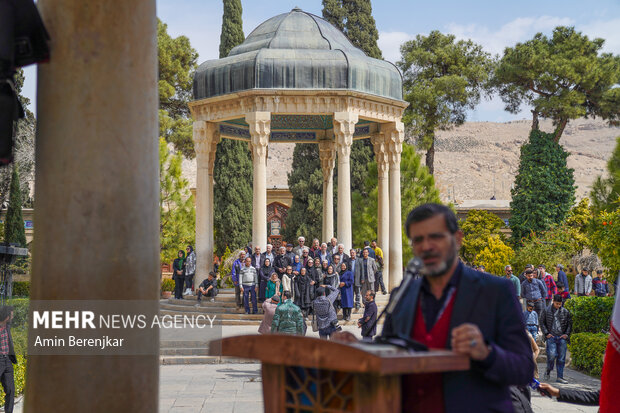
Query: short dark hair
[[367, 291, 376, 299], [525, 269, 534, 275], [0, 306, 13, 323], [597, 269, 603, 275], [208, 271, 215, 278], [553, 294, 563, 303], [556, 282, 565, 289], [405, 203, 458, 237], [525, 264, 533, 269], [316, 287, 326, 296], [283, 290, 292, 300], [538, 264, 546, 269]]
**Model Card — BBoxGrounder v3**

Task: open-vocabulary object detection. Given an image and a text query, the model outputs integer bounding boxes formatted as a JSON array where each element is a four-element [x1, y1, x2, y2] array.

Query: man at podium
[[381, 203, 534, 413]]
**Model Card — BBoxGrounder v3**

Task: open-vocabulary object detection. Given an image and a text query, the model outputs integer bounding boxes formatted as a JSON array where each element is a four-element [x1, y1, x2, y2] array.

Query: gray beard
[[421, 240, 458, 278]]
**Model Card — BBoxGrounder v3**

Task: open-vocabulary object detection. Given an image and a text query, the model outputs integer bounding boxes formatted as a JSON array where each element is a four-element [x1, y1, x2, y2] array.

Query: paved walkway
[[157, 362, 600, 413]]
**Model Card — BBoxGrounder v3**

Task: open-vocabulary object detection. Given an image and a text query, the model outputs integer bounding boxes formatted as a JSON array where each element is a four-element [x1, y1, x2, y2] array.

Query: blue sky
[[21, 0, 620, 122]]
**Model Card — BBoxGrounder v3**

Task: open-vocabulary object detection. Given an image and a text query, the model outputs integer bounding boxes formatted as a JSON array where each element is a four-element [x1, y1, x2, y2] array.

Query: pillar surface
[[384, 122, 404, 290], [333, 112, 357, 251], [247, 112, 270, 251], [28, 0, 159, 411], [372, 133, 390, 290], [194, 121, 220, 290], [318, 140, 336, 243]]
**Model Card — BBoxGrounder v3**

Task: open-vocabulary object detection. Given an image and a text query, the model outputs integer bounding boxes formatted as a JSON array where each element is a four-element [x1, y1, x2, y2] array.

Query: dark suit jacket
[[381, 262, 534, 413]]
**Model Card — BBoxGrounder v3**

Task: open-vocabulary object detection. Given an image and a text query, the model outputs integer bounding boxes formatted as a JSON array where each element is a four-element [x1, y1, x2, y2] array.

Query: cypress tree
[[213, 0, 253, 254], [4, 166, 26, 247], [219, 0, 244, 58], [509, 129, 576, 243], [284, 144, 325, 242], [321, 0, 382, 59]]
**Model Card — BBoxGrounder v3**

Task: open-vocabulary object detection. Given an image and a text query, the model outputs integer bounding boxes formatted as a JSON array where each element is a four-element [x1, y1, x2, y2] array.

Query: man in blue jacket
[[381, 203, 534, 413]]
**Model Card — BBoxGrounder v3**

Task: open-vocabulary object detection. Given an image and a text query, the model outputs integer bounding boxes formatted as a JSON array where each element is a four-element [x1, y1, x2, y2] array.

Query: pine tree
[[213, 0, 253, 254], [509, 129, 576, 243], [157, 19, 198, 158], [494, 26, 620, 141], [4, 166, 26, 247]]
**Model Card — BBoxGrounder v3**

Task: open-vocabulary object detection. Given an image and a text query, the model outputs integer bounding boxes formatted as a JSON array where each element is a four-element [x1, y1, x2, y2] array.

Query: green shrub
[[161, 278, 174, 292], [568, 332, 608, 377], [5, 298, 28, 329], [12, 281, 29, 297], [0, 354, 26, 405], [11, 326, 27, 356], [564, 296, 614, 333]]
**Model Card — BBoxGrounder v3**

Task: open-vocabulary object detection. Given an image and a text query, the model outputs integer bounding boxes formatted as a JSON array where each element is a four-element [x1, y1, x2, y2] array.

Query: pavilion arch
[[190, 8, 408, 291]]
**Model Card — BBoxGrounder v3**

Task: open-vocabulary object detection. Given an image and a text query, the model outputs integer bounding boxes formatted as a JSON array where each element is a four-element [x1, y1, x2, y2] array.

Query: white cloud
[[445, 16, 574, 55], [579, 18, 620, 54], [378, 31, 417, 64]]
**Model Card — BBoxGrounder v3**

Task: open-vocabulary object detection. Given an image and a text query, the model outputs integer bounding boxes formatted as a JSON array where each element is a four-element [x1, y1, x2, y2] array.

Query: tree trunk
[[531, 110, 539, 131], [553, 118, 568, 143], [426, 138, 435, 175]]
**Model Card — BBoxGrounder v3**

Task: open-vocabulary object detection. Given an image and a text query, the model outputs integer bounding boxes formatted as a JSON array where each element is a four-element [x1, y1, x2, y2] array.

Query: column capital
[[193, 121, 220, 173], [371, 132, 390, 178], [381, 121, 404, 168], [333, 111, 358, 158], [318, 140, 336, 181], [246, 111, 270, 160]]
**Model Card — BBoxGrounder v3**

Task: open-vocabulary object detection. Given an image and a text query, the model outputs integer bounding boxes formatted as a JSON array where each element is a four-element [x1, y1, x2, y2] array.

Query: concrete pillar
[[247, 112, 270, 251], [333, 112, 357, 251], [194, 121, 220, 290], [371, 132, 390, 290], [318, 140, 336, 243], [28, 0, 159, 411], [384, 122, 404, 289]]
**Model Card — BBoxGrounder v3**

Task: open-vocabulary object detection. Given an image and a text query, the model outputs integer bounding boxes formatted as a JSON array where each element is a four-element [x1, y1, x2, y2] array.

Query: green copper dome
[[193, 8, 403, 101]]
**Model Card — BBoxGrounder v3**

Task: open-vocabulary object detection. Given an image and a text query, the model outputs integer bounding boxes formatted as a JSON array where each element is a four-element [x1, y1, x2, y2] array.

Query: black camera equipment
[[0, 0, 50, 165]]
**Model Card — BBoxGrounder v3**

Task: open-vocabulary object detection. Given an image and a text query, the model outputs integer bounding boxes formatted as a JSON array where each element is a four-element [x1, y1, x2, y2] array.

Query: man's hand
[[357, 322, 362, 328], [451, 323, 490, 361], [546, 334, 553, 339], [240, 286, 244, 293], [539, 383, 560, 398], [560, 334, 568, 340]]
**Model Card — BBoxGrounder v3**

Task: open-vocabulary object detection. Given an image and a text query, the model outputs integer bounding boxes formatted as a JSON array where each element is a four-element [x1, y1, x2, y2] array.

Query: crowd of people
[[229, 237, 383, 339]]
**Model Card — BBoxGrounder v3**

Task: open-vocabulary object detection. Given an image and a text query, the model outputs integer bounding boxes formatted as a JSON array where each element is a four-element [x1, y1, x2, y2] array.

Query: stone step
[[160, 355, 256, 365], [160, 347, 210, 356], [160, 340, 210, 348]]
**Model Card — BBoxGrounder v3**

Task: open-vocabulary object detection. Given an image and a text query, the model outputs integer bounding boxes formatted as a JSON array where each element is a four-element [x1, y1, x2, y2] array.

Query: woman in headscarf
[[172, 250, 185, 299], [258, 258, 274, 303], [339, 262, 354, 321], [294, 267, 314, 317], [184, 245, 197, 296], [322, 264, 340, 312], [266, 272, 281, 300]]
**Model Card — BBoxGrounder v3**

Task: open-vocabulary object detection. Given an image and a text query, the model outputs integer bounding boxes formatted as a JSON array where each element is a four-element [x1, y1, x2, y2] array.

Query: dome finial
[[292, 6, 302, 12]]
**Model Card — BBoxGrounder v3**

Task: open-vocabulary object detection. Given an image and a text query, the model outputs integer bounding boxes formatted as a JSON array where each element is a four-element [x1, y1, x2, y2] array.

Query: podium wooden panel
[[209, 335, 469, 412]]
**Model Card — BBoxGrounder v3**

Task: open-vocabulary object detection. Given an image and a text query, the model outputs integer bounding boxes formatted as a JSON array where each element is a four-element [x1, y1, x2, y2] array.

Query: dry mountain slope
[[181, 118, 619, 202]]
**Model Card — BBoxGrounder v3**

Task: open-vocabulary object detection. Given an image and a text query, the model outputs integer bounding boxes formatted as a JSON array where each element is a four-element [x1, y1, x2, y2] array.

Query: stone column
[[247, 112, 270, 251], [194, 121, 220, 289], [318, 140, 336, 243], [28, 0, 159, 411], [384, 122, 405, 289], [333, 111, 358, 251], [371, 132, 390, 290]]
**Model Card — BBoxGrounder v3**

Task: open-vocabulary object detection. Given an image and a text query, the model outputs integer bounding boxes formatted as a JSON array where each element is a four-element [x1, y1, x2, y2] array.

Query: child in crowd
[[557, 283, 571, 303], [523, 301, 539, 340]]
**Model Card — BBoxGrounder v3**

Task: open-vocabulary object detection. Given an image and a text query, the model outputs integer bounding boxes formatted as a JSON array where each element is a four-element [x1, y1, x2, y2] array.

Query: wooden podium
[[209, 335, 469, 412]]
